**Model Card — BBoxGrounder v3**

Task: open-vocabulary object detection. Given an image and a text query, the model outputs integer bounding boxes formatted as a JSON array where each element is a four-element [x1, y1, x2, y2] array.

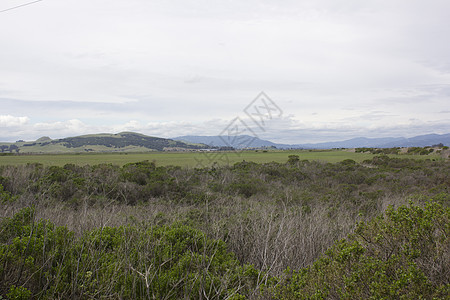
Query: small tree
[[287, 155, 300, 164]]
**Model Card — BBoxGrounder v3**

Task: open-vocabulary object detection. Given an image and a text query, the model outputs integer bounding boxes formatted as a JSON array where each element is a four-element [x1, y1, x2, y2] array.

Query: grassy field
[[0, 150, 443, 167]]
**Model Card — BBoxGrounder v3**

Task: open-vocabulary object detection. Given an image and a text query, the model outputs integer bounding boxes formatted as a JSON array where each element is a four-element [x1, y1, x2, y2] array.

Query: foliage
[[270, 201, 449, 299], [356, 147, 400, 155], [0, 155, 449, 298], [0, 184, 16, 203], [6, 285, 31, 300], [0, 208, 258, 299]]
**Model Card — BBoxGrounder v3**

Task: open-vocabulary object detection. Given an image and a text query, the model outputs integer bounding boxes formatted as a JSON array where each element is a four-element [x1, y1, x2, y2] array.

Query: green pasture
[[0, 150, 443, 167]]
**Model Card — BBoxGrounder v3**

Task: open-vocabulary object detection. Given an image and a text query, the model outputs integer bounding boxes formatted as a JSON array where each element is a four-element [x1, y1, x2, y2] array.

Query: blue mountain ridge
[[174, 133, 450, 149]]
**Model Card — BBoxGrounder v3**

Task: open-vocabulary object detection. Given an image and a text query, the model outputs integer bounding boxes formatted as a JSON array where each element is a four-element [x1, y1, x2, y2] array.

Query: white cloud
[[34, 119, 89, 133], [1, 114, 449, 144], [0, 115, 29, 127], [0, 0, 449, 141]]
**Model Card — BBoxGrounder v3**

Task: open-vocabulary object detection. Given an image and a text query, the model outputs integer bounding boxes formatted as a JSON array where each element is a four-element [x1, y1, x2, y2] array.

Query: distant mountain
[[174, 135, 290, 149], [0, 132, 208, 154], [174, 133, 450, 149], [293, 137, 402, 149], [2, 132, 449, 154], [299, 134, 450, 149], [377, 134, 450, 148]]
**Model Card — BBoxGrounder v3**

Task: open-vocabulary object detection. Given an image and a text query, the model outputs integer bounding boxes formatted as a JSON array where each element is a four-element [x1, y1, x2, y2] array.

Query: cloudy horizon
[[1, 0, 449, 143]]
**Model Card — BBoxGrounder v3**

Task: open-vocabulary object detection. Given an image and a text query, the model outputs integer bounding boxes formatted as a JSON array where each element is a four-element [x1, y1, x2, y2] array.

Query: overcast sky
[[1, 0, 449, 143]]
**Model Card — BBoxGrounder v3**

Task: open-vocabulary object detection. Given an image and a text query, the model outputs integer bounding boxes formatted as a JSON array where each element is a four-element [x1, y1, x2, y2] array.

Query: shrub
[[6, 285, 31, 300], [227, 177, 265, 198], [0, 207, 74, 298], [271, 201, 449, 299], [0, 184, 16, 203], [0, 208, 260, 299], [287, 155, 300, 165], [121, 160, 156, 185]]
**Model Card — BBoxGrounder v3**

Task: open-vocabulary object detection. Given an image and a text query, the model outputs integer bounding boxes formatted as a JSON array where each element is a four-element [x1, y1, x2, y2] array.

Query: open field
[[0, 150, 444, 167]]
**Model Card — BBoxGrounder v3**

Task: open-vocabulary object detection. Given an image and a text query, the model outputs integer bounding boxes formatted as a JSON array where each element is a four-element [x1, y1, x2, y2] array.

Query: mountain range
[[174, 133, 450, 149], [1, 132, 449, 154]]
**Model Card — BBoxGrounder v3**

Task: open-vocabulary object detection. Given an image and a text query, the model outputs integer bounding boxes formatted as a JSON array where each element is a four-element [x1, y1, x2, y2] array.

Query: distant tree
[[419, 149, 429, 155], [287, 155, 300, 164], [8, 145, 19, 153], [219, 146, 235, 151]]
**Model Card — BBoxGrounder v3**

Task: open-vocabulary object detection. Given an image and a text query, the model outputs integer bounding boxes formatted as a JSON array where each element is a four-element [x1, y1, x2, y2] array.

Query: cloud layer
[[1, 0, 449, 142], [1, 113, 449, 144]]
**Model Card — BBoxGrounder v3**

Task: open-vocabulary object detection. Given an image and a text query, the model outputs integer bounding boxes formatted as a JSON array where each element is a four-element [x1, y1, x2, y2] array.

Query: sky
[[1, 0, 449, 143]]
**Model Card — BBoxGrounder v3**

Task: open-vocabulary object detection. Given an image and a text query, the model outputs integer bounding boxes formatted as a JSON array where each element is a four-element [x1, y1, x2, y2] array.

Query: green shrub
[[0, 208, 259, 299], [0, 207, 74, 298], [287, 155, 300, 165], [6, 285, 31, 300], [0, 184, 16, 203], [227, 177, 265, 198], [271, 201, 449, 299], [121, 160, 156, 185]]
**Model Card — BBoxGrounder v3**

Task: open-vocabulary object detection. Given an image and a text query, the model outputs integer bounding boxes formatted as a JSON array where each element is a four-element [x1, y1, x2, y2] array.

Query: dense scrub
[[0, 156, 449, 298], [271, 201, 449, 299], [1, 201, 448, 299], [0, 207, 258, 299]]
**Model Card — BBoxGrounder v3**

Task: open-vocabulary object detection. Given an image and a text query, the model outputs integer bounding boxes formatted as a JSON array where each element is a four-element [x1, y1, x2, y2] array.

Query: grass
[[0, 150, 443, 167]]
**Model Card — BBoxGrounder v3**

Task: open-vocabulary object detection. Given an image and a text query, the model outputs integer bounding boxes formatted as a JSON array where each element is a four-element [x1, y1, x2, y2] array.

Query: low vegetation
[[0, 155, 449, 298], [271, 201, 449, 299], [0, 148, 444, 168], [356, 145, 450, 157]]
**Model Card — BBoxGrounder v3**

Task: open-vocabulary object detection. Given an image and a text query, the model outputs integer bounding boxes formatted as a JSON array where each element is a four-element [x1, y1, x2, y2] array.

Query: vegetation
[[0, 149, 443, 168], [271, 201, 449, 299], [356, 145, 450, 158], [355, 147, 400, 154], [0, 207, 258, 299], [0, 155, 448, 298]]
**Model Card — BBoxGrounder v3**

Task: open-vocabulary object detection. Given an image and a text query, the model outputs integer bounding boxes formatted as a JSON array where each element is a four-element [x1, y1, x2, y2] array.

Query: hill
[[2, 132, 449, 154], [0, 132, 208, 154]]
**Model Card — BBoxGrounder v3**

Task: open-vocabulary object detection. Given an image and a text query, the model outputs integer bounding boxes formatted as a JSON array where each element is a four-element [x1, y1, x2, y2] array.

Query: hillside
[[0, 132, 207, 154]]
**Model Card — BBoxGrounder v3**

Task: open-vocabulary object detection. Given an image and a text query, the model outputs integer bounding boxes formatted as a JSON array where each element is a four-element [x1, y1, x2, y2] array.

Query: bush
[[6, 285, 31, 300], [271, 201, 449, 299], [227, 177, 265, 198], [0, 208, 259, 299], [287, 155, 300, 165], [0, 184, 16, 203], [1, 157, 449, 297]]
